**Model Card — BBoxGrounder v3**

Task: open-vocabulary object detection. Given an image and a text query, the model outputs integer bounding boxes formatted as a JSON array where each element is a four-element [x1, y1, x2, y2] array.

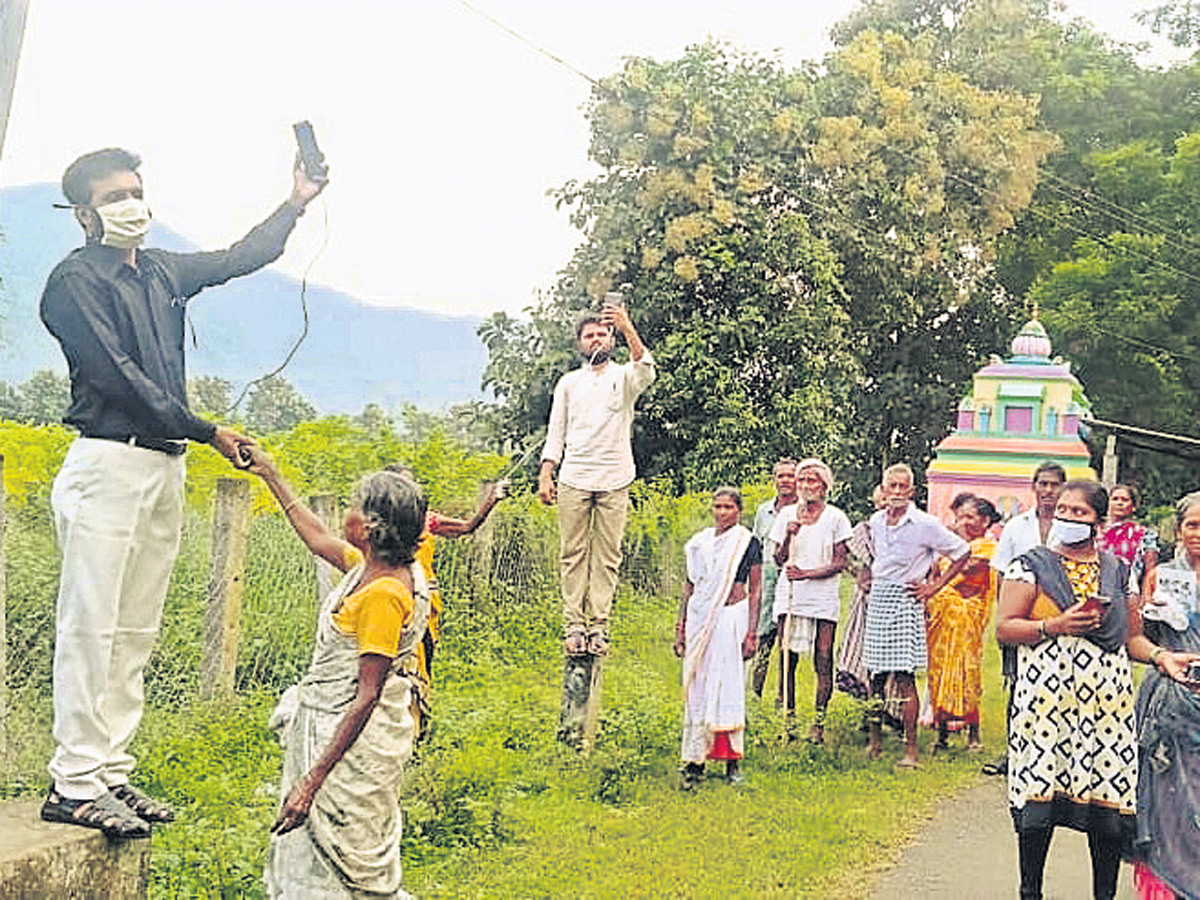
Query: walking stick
[[781, 610, 794, 739]]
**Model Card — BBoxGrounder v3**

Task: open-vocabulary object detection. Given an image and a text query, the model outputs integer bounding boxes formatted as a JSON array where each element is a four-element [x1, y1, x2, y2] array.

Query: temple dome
[[1010, 317, 1051, 361]]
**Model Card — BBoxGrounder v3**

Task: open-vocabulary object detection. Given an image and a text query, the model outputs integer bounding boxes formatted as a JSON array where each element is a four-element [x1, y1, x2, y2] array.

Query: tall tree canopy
[[482, 27, 1057, 496]]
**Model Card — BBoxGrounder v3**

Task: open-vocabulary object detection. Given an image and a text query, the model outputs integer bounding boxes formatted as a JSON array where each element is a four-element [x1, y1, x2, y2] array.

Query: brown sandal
[[41, 789, 151, 839], [564, 632, 587, 656]]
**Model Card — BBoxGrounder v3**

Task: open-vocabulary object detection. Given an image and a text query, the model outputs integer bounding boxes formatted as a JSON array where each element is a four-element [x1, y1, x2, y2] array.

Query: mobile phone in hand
[[293, 120, 328, 181], [1079, 594, 1111, 616]]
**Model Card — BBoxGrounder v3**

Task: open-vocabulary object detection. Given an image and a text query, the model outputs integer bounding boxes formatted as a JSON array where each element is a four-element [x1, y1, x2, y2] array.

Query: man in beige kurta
[[537, 304, 654, 657]]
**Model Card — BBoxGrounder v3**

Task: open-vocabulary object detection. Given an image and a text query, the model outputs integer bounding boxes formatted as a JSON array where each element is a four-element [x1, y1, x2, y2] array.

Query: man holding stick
[[538, 296, 655, 657], [38, 147, 325, 837]]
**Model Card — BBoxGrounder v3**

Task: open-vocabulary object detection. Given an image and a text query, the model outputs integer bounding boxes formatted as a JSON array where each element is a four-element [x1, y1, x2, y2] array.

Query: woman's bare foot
[[867, 742, 883, 759], [897, 754, 921, 770]]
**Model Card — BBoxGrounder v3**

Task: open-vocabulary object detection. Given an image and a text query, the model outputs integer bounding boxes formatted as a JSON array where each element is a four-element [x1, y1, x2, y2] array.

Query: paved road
[[869, 777, 1135, 899]]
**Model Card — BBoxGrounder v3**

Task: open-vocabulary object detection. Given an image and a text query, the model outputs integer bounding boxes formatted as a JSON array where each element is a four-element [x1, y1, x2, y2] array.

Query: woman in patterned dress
[[925, 494, 1001, 752], [997, 481, 1190, 900]]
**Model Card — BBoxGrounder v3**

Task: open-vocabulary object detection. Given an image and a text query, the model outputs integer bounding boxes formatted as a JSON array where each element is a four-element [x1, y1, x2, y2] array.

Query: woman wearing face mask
[[997, 481, 1190, 900]]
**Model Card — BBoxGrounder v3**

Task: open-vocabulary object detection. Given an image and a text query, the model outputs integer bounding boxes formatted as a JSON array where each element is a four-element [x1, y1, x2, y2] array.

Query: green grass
[[3, 481, 1008, 898], [118, 582, 1008, 899]]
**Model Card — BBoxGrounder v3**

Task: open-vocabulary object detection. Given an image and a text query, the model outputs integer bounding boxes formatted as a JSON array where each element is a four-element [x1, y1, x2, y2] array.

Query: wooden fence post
[[0, 454, 7, 765], [310, 494, 338, 603], [202, 478, 250, 699]]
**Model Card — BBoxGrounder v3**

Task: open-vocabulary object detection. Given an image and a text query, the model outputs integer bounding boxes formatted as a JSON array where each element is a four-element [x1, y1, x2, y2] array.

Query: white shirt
[[869, 503, 968, 584], [769, 503, 852, 619], [991, 508, 1047, 573], [541, 352, 655, 492]]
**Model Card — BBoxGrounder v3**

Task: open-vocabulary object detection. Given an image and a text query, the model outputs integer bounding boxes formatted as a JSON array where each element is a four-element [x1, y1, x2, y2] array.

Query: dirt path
[[868, 776, 1135, 899]]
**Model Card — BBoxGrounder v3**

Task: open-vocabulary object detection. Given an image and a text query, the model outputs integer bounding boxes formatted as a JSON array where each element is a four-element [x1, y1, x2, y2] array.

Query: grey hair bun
[[354, 472, 428, 567]]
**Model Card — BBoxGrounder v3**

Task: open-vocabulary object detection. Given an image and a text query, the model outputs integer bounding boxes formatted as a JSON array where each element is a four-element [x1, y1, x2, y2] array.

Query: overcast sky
[[0, 0, 1185, 317]]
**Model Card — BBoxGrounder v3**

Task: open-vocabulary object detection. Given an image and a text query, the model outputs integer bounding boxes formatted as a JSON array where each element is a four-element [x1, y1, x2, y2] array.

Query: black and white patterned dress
[[1005, 555, 1136, 835]]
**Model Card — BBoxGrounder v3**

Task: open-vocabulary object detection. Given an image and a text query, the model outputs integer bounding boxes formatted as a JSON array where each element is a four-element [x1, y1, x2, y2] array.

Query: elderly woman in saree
[[673, 487, 761, 789], [1132, 491, 1200, 900], [248, 448, 430, 899], [997, 480, 1190, 900], [926, 493, 1001, 753]]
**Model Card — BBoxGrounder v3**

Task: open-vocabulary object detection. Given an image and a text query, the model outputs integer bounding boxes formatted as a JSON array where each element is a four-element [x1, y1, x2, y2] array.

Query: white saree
[[681, 524, 753, 763], [265, 563, 430, 899]]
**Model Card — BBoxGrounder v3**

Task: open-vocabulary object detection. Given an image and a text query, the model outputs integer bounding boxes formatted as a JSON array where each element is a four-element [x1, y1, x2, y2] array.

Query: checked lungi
[[863, 579, 926, 674]]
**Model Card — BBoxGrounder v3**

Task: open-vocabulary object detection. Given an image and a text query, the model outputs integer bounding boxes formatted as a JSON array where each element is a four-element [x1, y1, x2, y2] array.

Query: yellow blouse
[[335, 546, 415, 657]]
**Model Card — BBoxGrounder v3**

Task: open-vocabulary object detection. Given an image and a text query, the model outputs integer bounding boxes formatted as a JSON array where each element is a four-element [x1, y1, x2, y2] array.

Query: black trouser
[[1018, 828, 1122, 900]]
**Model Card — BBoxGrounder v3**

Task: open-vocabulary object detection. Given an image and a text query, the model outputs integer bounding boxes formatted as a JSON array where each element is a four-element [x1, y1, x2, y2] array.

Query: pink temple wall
[[927, 474, 1033, 526]]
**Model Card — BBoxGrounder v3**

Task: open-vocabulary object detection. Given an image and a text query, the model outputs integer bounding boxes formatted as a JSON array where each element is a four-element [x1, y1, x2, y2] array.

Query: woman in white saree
[[248, 449, 430, 899], [673, 487, 762, 788]]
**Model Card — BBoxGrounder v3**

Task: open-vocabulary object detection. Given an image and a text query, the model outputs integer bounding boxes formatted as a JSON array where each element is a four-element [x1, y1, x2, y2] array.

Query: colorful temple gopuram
[[926, 314, 1096, 521]]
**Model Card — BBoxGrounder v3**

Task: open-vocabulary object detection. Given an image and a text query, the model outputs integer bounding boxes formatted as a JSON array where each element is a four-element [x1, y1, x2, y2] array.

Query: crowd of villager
[[32, 144, 1200, 900]]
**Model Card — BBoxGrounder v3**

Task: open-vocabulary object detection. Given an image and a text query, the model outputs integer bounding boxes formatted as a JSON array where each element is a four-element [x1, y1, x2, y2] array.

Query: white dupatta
[[682, 524, 752, 693]]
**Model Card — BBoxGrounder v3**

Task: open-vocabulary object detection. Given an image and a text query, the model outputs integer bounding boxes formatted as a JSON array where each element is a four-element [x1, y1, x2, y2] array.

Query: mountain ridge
[[0, 183, 490, 413]]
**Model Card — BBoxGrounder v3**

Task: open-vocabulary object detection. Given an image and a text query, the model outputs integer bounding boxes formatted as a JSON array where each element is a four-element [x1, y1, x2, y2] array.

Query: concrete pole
[[1101, 434, 1119, 488], [0, 0, 31, 160]]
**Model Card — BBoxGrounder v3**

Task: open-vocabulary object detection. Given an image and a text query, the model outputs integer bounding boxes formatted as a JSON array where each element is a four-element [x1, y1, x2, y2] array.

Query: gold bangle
[[281, 497, 300, 515], [1037, 619, 1048, 641]]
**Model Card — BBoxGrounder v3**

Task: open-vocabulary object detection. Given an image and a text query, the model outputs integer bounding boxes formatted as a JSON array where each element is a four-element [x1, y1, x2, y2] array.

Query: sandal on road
[[112, 783, 175, 823], [41, 789, 151, 839]]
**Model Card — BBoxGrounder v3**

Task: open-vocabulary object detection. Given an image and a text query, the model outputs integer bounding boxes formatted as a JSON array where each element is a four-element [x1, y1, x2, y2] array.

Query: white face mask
[[95, 197, 151, 249], [1049, 517, 1094, 547]]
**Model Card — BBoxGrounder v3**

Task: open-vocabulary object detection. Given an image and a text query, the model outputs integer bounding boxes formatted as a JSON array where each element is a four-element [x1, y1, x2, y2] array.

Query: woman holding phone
[[997, 481, 1190, 900]]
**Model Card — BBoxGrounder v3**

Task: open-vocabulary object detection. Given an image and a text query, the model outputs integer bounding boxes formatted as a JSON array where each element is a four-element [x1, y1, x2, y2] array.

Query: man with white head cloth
[[769, 458, 851, 743]]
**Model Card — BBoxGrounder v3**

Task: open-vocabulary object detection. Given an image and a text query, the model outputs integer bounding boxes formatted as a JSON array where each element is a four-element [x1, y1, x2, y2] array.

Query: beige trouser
[[558, 483, 628, 638], [49, 438, 184, 799]]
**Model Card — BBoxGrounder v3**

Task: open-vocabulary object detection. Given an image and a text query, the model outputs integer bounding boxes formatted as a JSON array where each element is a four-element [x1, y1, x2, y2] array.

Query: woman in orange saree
[[926, 494, 1001, 751]]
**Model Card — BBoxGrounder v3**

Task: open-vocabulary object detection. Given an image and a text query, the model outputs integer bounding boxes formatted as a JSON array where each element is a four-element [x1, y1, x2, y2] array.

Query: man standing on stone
[[38, 147, 326, 837], [538, 299, 655, 657]]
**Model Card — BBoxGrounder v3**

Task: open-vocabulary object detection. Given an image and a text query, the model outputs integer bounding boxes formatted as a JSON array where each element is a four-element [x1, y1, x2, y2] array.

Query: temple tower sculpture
[[926, 314, 1096, 521]]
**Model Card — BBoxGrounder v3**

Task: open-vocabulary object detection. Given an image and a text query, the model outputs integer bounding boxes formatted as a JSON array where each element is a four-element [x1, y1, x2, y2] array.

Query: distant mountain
[[0, 183, 490, 413]]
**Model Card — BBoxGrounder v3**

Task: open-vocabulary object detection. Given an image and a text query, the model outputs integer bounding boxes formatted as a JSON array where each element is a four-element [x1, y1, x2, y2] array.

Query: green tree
[[355, 402, 393, 433], [243, 375, 316, 433], [482, 35, 1055, 495], [188, 376, 235, 421], [1031, 133, 1200, 502], [10, 370, 72, 425]]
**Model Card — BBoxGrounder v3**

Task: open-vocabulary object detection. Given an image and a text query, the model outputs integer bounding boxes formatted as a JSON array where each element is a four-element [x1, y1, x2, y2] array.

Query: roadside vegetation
[[4, 421, 1004, 898]]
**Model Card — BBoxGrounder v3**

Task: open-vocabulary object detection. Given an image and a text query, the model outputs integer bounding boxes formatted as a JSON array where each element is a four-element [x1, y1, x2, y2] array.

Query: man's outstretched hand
[[211, 426, 256, 470]]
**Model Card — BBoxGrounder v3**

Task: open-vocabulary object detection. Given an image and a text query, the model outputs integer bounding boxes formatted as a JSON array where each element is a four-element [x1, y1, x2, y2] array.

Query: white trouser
[[49, 438, 185, 799]]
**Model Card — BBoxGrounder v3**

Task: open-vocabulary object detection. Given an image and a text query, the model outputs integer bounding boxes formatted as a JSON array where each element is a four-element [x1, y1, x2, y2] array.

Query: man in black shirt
[[38, 147, 326, 837]]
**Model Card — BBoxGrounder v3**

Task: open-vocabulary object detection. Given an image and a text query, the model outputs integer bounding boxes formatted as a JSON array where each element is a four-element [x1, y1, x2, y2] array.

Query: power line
[[452, 0, 601, 89], [449, 0, 1200, 368]]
